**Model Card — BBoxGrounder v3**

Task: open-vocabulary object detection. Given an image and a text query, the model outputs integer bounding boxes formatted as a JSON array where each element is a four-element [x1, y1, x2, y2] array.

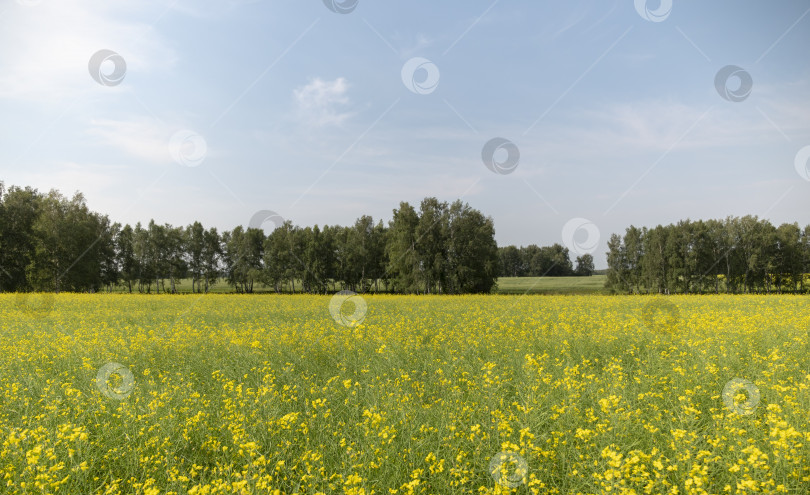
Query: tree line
[[6, 183, 805, 295], [605, 216, 810, 294], [498, 245, 595, 277], [0, 183, 501, 294]]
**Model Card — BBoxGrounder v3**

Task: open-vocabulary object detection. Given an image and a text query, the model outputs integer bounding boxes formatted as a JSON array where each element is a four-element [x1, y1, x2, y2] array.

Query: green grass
[[111, 276, 607, 295], [495, 275, 607, 294]]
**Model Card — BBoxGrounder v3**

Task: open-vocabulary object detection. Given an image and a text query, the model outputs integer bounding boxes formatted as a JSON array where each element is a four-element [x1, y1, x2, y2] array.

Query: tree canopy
[[2, 183, 806, 295], [605, 216, 810, 294], [0, 183, 500, 294]]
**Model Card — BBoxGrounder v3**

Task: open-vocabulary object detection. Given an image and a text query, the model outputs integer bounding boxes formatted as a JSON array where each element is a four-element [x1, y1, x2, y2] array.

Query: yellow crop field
[[1, 294, 809, 494]]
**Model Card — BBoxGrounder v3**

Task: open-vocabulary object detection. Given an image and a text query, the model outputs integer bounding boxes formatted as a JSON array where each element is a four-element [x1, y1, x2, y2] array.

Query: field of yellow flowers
[[1, 293, 809, 494]]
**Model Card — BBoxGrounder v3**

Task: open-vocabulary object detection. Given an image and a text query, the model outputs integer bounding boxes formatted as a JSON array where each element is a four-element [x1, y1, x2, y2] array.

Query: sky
[[1, 0, 809, 268]]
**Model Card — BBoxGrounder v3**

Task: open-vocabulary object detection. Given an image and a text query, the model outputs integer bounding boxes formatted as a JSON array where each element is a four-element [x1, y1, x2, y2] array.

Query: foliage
[[605, 216, 810, 294], [0, 183, 498, 294], [497, 243, 576, 277]]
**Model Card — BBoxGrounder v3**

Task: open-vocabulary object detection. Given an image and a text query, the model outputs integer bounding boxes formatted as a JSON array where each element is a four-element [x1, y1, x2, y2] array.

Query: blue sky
[[1, 0, 809, 268]]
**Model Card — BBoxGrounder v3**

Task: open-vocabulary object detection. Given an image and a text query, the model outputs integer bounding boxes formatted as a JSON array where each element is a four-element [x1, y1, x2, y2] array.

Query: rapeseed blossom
[[0, 294, 808, 493]]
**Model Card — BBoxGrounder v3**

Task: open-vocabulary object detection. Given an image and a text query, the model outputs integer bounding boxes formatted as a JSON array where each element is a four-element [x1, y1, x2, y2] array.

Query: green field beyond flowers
[[113, 276, 609, 295], [1, 293, 809, 494]]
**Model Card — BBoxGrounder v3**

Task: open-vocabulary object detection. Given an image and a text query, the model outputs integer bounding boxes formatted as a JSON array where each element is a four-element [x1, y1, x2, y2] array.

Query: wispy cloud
[[0, 0, 174, 101], [399, 33, 435, 59], [547, 90, 810, 157], [293, 77, 354, 127], [87, 117, 175, 163], [169, 0, 261, 19], [14, 160, 125, 209]]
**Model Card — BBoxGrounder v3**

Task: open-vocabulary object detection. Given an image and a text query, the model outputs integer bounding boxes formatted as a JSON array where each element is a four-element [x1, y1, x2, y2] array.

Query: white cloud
[[169, 0, 262, 18], [293, 77, 354, 127], [0, 0, 175, 101], [541, 90, 810, 159], [87, 117, 174, 163], [10, 160, 125, 213], [31, 160, 121, 187], [400, 33, 434, 59]]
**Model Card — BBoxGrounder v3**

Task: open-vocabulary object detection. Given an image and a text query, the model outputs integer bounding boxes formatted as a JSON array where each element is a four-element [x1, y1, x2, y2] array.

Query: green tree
[[640, 225, 668, 293], [386, 202, 421, 293], [28, 191, 106, 292], [164, 225, 187, 294], [774, 222, 803, 293], [186, 221, 206, 293], [202, 227, 221, 293], [370, 220, 388, 292], [605, 233, 630, 293], [574, 254, 595, 277], [623, 226, 644, 293], [498, 246, 522, 277], [264, 221, 296, 293], [223, 226, 264, 293], [522, 245, 544, 276], [300, 225, 331, 293], [0, 185, 41, 291], [445, 200, 499, 293], [98, 218, 120, 292], [541, 244, 574, 276], [117, 224, 137, 293], [415, 198, 448, 294], [27, 190, 68, 291]]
